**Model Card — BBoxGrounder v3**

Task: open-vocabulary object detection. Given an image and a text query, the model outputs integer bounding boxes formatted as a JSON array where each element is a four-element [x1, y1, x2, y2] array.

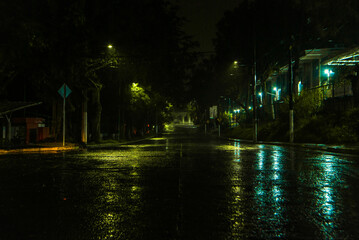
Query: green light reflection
[[234, 141, 240, 162], [253, 145, 285, 237], [312, 154, 340, 237], [257, 148, 265, 170]]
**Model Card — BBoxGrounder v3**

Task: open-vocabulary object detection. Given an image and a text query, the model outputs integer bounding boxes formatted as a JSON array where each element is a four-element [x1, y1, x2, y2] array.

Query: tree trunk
[[92, 86, 102, 143], [81, 89, 88, 143], [51, 100, 62, 141]]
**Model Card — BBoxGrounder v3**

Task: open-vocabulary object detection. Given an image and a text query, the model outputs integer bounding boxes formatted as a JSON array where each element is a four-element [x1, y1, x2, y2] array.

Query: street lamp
[[324, 69, 334, 97], [273, 87, 281, 101], [298, 81, 303, 95], [324, 69, 334, 83], [107, 44, 113, 49], [233, 60, 239, 69]]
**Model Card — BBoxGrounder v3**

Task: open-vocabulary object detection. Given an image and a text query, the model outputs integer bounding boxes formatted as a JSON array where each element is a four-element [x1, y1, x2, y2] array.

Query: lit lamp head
[[233, 60, 239, 69], [324, 69, 334, 76]]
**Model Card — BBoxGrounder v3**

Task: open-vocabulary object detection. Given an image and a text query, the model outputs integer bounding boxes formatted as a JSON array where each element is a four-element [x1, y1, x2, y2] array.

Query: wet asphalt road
[[1, 126, 359, 239]]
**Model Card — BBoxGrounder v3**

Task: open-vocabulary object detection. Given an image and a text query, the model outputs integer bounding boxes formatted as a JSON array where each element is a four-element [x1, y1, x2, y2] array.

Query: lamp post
[[273, 87, 281, 101], [107, 44, 122, 139], [324, 69, 334, 97], [289, 45, 294, 143], [258, 92, 263, 105]]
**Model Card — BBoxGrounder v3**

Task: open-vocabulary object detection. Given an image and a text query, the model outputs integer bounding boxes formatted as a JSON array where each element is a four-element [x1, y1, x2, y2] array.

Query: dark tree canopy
[[0, 0, 198, 142], [0, 0, 197, 102]]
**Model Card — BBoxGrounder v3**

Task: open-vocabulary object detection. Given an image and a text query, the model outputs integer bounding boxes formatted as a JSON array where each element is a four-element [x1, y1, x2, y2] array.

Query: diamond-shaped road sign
[[58, 84, 72, 98]]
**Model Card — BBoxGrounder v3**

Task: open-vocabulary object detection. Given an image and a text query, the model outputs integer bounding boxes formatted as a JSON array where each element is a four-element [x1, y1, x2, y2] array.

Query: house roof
[[322, 46, 359, 66], [0, 101, 42, 117], [267, 47, 352, 80], [300, 48, 346, 61]]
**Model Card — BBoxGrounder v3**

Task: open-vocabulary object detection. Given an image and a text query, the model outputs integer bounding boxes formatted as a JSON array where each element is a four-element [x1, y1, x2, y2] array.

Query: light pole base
[[289, 110, 294, 143]]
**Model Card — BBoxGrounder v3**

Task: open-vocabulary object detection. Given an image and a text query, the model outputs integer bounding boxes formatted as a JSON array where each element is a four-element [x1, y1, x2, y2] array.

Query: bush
[[224, 124, 253, 140], [224, 102, 359, 144], [326, 125, 358, 143], [295, 115, 329, 143]]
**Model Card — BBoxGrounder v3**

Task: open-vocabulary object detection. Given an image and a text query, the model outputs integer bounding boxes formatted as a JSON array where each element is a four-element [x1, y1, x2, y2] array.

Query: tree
[[1, 0, 197, 143]]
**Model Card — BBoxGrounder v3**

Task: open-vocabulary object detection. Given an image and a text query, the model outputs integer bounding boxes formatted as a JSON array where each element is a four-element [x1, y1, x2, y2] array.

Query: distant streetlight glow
[[324, 69, 334, 76], [277, 88, 281, 100], [107, 44, 113, 49], [273, 87, 281, 100], [234, 61, 238, 64], [298, 81, 303, 95], [324, 69, 335, 97]]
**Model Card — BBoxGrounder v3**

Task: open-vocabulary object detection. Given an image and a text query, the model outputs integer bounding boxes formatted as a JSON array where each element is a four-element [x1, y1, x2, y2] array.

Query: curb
[[222, 136, 359, 155], [0, 145, 79, 155]]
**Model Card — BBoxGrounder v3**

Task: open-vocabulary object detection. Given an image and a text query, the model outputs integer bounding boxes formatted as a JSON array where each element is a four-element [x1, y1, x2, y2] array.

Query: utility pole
[[253, 47, 258, 143], [62, 86, 66, 147], [252, 0, 258, 143], [289, 45, 294, 143], [81, 89, 88, 144]]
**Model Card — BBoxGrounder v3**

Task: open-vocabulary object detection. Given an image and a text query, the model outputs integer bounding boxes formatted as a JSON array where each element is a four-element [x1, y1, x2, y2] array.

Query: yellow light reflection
[[101, 212, 118, 239], [131, 185, 141, 200], [151, 137, 167, 140], [229, 141, 245, 234], [0, 146, 78, 155], [94, 147, 145, 239]]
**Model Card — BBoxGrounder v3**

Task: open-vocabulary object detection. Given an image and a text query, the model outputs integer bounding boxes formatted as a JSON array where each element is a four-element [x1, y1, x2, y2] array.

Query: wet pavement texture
[[1, 126, 359, 239]]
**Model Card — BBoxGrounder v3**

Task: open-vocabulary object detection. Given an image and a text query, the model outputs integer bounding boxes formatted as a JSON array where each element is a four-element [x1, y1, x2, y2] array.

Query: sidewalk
[[202, 125, 359, 155], [225, 137, 359, 155], [0, 133, 158, 154], [0, 142, 79, 155]]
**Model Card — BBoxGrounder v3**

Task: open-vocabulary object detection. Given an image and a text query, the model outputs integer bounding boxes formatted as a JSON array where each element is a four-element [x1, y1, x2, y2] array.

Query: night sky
[[172, 0, 240, 52]]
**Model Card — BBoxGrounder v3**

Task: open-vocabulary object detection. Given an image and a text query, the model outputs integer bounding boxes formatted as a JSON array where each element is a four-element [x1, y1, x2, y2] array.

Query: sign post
[[58, 84, 72, 146]]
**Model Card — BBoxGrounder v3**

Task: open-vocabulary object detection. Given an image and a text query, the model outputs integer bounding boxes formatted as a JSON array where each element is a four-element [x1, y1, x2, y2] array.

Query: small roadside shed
[[0, 101, 42, 142]]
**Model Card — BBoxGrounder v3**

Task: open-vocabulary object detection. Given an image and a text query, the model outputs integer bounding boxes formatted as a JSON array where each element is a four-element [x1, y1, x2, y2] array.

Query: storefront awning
[[0, 101, 42, 117]]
